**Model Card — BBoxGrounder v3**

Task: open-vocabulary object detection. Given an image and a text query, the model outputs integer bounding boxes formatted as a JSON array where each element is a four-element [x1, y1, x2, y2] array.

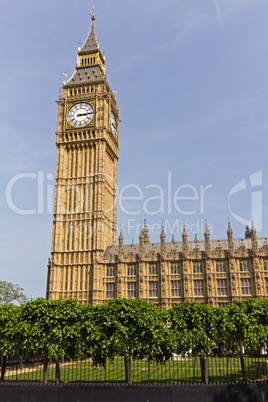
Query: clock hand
[[77, 112, 92, 117]]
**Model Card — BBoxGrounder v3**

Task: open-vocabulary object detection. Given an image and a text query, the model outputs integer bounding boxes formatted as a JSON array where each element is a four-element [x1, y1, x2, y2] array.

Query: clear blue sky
[[1, 0, 268, 298]]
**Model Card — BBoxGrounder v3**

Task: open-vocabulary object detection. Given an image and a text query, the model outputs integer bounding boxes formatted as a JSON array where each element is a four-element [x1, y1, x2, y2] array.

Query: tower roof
[[63, 7, 106, 89], [79, 7, 99, 55]]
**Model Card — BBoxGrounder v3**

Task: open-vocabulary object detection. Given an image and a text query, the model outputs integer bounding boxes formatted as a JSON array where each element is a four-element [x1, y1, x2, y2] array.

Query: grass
[[4, 356, 267, 384]]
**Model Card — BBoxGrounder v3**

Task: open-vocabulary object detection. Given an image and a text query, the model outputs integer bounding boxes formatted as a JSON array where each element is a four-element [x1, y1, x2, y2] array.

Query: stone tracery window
[[193, 263, 202, 273], [149, 282, 158, 297], [171, 264, 180, 274], [149, 265, 158, 275], [216, 262, 226, 272], [240, 261, 250, 272], [194, 280, 204, 296], [266, 278, 268, 294], [217, 279, 227, 296], [241, 278, 251, 295], [128, 266, 136, 276], [107, 267, 115, 277], [171, 281, 180, 296], [106, 283, 115, 298], [127, 282, 136, 298]]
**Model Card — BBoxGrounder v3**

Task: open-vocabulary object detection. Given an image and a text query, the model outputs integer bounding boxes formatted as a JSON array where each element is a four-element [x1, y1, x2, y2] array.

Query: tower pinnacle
[[91, 6, 96, 21]]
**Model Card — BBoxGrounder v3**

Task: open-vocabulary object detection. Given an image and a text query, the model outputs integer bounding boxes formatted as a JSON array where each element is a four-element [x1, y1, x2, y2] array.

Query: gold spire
[[143, 219, 150, 244], [204, 223, 210, 236], [91, 6, 96, 21]]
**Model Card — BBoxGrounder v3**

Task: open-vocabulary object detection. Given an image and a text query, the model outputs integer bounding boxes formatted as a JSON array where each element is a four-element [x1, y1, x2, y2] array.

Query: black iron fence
[[1, 336, 268, 385]]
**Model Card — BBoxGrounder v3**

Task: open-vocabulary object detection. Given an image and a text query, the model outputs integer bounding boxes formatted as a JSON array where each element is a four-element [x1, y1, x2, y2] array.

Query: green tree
[[223, 299, 266, 380], [0, 303, 21, 381], [169, 301, 216, 384], [0, 281, 27, 305], [19, 298, 83, 384], [81, 298, 171, 384]]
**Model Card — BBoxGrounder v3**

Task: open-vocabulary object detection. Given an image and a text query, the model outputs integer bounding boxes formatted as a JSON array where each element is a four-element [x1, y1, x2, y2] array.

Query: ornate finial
[[91, 6, 96, 20], [251, 219, 256, 233], [62, 71, 67, 85]]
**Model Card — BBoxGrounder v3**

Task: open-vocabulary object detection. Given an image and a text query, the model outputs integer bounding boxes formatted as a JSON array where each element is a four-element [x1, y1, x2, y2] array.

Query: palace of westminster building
[[46, 9, 268, 308]]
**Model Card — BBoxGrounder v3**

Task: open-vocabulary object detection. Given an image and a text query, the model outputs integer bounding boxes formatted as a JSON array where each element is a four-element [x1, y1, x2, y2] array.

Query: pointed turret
[[118, 230, 124, 255], [139, 227, 145, 255], [160, 226, 166, 242], [64, 7, 106, 88], [79, 7, 99, 54], [251, 221, 258, 254], [182, 225, 188, 257], [227, 221, 234, 255], [204, 224, 211, 255], [160, 226, 166, 255], [143, 219, 150, 245]]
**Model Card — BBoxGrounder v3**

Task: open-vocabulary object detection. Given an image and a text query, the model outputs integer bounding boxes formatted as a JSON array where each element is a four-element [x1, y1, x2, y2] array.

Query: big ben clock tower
[[46, 8, 119, 303]]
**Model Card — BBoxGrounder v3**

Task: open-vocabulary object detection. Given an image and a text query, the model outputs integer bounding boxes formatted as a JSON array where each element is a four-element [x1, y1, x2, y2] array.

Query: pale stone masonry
[[46, 10, 268, 307]]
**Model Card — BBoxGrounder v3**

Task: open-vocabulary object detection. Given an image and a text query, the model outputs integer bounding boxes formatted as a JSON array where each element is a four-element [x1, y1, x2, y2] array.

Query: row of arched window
[[81, 56, 96, 66], [64, 265, 87, 291], [69, 86, 95, 96]]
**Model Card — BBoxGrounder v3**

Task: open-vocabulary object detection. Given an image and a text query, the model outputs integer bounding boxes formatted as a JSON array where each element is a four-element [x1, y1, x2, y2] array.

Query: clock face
[[67, 102, 94, 128], [110, 111, 117, 137]]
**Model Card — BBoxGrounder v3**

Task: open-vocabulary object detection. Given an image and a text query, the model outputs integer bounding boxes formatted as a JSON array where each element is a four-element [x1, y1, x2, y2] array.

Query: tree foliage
[[0, 281, 27, 305], [18, 298, 84, 383], [1, 298, 268, 384], [169, 301, 216, 383], [80, 298, 172, 384]]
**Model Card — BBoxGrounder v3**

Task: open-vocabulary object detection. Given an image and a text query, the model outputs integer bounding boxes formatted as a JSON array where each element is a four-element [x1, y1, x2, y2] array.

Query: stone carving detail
[[161, 283, 165, 296], [183, 261, 187, 273], [207, 273, 212, 293], [184, 275, 188, 292], [139, 282, 143, 295]]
